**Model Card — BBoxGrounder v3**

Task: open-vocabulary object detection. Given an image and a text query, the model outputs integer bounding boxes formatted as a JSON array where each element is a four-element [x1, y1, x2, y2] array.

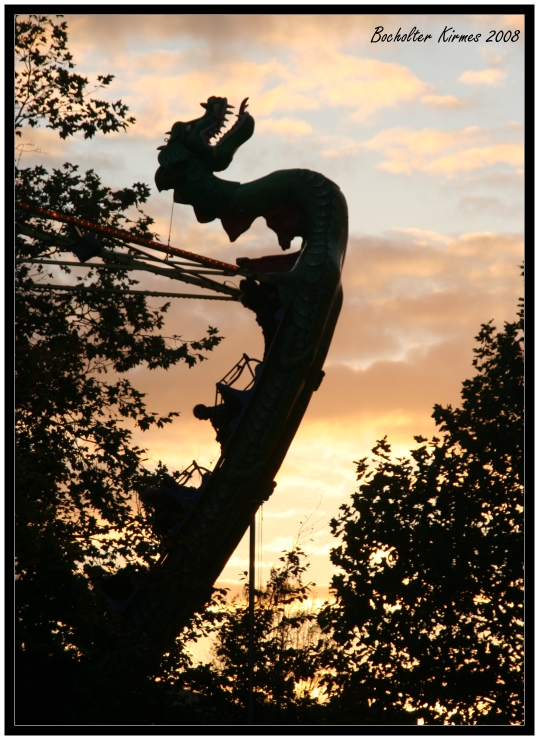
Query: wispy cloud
[[421, 94, 465, 108], [361, 126, 523, 176], [64, 31, 433, 139], [459, 68, 506, 86], [256, 118, 313, 137], [293, 51, 432, 122]]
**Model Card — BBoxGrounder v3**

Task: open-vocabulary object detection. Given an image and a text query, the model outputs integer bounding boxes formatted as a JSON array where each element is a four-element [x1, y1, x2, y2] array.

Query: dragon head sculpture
[[156, 96, 254, 174], [154, 95, 324, 250]]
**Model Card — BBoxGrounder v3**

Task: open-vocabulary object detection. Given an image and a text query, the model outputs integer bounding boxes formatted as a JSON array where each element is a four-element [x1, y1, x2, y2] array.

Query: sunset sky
[[18, 12, 525, 609]]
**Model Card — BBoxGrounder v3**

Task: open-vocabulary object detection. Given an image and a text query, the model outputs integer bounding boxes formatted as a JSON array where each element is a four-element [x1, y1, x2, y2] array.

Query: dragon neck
[[172, 158, 240, 225]]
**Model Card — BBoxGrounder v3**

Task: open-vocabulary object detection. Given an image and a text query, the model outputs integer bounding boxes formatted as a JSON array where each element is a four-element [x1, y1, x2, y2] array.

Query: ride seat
[[165, 472, 211, 533], [217, 362, 263, 432]]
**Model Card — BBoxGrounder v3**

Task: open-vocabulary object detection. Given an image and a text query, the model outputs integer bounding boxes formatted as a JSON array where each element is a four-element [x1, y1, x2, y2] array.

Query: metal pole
[[247, 506, 256, 725]]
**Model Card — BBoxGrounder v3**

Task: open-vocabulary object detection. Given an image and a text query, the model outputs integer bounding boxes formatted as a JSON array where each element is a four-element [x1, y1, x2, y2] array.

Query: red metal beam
[[16, 201, 241, 273]]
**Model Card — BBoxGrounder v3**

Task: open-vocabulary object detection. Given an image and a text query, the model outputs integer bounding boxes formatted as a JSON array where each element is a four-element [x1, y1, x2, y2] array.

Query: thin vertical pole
[[247, 506, 256, 725]]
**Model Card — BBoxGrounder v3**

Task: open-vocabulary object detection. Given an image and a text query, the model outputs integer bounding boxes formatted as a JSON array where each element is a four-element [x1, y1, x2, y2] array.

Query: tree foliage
[[320, 296, 524, 725], [179, 547, 331, 724], [16, 161, 221, 657], [15, 14, 135, 139], [15, 15, 223, 724]]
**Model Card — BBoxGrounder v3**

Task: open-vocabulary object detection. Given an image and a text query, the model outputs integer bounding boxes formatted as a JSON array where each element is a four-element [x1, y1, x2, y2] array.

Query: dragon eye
[[185, 125, 192, 133]]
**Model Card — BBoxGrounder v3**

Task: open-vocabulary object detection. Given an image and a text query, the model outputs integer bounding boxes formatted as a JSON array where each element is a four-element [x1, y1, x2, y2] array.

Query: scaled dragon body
[[120, 97, 348, 652]]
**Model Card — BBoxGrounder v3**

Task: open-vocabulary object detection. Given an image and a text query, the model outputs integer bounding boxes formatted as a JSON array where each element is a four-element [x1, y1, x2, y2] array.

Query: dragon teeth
[[201, 99, 249, 146]]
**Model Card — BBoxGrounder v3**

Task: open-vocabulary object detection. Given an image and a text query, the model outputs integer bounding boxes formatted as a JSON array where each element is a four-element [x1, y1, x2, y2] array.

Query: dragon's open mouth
[[200, 98, 250, 147]]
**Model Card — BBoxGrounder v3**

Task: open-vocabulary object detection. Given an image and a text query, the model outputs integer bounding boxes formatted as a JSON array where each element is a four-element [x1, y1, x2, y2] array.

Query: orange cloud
[[125, 51, 430, 138], [118, 220, 522, 600], [426, 143, 522, 174], [421, 94, 465, 108], [361, 126, 523, 177], [65, 14, 417, 54], [61, 20, 434, 139], [256, 118, 313, 137], [125, 226, 522, 470], [459, 68, 507, 86], [293, 51, 431, 121]]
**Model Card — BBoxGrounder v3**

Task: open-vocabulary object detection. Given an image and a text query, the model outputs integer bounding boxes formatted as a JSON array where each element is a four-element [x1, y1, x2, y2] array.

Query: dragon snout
[[199, 97, 251, 147], [200, 97, 249, 122]]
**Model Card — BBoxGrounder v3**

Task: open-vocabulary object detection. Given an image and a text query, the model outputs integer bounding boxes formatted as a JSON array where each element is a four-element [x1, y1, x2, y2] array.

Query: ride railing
[[16, 201, 276, 301]]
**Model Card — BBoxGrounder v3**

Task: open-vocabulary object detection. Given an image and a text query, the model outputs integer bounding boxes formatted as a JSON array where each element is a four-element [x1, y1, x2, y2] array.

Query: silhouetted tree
[[180, 547, 332, 724], [15, 14, 135, 139], [320, 292, 524, 725], [15, 14, 222, 725]]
